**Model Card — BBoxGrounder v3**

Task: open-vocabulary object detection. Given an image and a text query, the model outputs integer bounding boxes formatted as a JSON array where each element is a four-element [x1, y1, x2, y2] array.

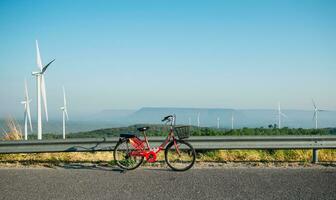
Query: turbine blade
[[63, 86, 66, 107], [27, 102, 33, 132], [41, 75, 48, 121], [312, 112, 316, 121], [312, 99, 317, 109], [42, 59, 55, 74], [24, 109, 27, 127], [281, 112, 288, 118], [24, 79, 29, 100], [64, 108, 69, 120], [36, 40, 43, 70]]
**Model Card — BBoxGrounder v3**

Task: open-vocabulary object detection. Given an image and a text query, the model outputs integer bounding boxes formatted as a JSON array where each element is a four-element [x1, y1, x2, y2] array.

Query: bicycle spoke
[[165, 140, 196, 171], [114, 139, 144, 170]]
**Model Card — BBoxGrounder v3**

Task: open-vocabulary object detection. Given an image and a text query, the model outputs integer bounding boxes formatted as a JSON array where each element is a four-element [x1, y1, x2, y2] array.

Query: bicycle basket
[[174, 126, 190, 139]]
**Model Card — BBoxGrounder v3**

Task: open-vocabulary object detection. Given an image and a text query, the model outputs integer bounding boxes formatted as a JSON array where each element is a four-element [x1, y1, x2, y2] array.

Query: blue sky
[[0, 0, 336, 119]]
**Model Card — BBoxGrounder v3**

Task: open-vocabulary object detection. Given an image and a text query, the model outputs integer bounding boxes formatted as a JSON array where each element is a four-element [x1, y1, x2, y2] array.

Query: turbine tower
[[312, 100, 325, 129], [60, 86, 69, 139], [21, 79, 33, 140], [197, 113, 200, 127], [32, 40, 55, 140], [188, 117, 191, 126], [217, 117, 220, 129], [277, 102, 287, 129]]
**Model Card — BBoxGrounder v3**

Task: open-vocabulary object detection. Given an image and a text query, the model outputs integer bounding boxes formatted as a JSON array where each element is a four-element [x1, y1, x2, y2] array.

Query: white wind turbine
[[60, 86, 69, 139], [197, 113, 200, 127], [217, 117, 220, 129], [231, 113, 234, 130], [32, 40, 55, 140], [21, 79, 33, 140], [188, 117, 191, 126], [277, 102, 287, 129], [312, 99, 325, 129]]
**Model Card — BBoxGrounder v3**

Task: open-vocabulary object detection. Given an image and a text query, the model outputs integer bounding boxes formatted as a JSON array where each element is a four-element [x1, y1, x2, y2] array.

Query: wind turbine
[[231, 113, 234, 130], [21, 79, 33, 140], [217, 117, 220, 129], [60, 86, 69, 139], [32, 40, 55, 140], [312, 99, 325, 129], [197, 113, 200, 127], [277, 102, 287, 129], [188, 117, 191, 126]]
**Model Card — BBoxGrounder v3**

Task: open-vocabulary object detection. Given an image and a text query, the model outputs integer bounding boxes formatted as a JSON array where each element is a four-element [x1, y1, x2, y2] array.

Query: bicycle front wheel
[[113, 138, 144, 170], [165, 140, 196, 171]]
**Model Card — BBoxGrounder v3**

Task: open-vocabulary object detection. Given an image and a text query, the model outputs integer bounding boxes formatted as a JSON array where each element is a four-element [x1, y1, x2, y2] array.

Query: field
[[1, 120, 336, 165]]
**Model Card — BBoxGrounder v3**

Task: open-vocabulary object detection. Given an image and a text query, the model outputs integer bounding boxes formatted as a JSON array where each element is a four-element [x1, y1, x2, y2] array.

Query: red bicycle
[[113, 115, 196, 171]]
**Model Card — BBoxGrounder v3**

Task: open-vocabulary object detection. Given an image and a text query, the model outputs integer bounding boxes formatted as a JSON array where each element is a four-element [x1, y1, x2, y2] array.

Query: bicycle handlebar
[[162, 115, 173, 122]]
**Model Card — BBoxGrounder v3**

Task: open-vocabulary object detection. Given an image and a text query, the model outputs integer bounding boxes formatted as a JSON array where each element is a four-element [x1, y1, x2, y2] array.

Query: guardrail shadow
[[197, 160, 336, 167], [64, 137, 114, 152]]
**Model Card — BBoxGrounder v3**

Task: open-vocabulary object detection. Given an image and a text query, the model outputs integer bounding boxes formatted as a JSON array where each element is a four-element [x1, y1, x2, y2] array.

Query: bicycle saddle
[[137, 127, 150, 132], [120, 133, 138, 138]]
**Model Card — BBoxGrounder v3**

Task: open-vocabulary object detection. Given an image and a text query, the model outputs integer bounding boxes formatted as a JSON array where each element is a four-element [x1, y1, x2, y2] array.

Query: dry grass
[[0, 152, 113, 164], [2, 117, 23, 141], [0, 149, 335, 165], [198, 149, 336, 162]]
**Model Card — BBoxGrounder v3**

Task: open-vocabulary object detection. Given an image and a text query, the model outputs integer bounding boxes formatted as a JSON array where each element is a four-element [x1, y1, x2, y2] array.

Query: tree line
[[25, 125, 336, 140]]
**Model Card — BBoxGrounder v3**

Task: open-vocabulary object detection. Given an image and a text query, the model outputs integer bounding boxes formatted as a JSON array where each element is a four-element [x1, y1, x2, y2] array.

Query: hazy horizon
[[2, 107, 335, 134], [2, 106, 336, 121]]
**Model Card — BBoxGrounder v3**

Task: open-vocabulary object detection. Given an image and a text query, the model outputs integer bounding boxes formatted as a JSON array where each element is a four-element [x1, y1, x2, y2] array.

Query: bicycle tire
[[165, 139, 196, 171], [113, 138, 144, 170]]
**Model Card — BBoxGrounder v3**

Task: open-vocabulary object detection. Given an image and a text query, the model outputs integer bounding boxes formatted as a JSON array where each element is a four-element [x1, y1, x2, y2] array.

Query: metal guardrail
[[1, 136, 336, 163]]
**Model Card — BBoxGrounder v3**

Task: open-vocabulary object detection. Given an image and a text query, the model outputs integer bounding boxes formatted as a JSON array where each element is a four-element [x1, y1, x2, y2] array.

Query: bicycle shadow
[[57, 163, 178, 173], [58, 163, 126, 173]]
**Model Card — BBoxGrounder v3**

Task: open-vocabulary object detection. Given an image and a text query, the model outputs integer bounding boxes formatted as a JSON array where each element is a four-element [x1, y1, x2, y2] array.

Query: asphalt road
[[0, 166, 335, 200]]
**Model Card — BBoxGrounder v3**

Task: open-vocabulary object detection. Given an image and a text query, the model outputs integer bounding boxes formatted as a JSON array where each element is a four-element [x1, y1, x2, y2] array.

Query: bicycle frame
[[128, 115, 181, 163]]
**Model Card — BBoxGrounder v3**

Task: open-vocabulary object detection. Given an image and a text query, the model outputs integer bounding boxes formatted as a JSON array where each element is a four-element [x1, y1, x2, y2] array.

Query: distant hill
[[128, 107, 234, 125], [125, 107, 336, 129]]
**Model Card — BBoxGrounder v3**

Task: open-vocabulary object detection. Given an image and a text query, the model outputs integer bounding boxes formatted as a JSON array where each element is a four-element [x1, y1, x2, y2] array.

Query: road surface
[[0, 166, 335, 200]]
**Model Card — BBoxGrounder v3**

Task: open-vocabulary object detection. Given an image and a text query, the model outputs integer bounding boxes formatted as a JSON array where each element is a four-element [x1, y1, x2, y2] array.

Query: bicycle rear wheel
[[113, 138, 144, 170], [165, 140, 196, 171]]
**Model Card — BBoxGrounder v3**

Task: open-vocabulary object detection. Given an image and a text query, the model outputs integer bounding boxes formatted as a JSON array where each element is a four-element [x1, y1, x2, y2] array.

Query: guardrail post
[[312, 149, 318, 164]]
